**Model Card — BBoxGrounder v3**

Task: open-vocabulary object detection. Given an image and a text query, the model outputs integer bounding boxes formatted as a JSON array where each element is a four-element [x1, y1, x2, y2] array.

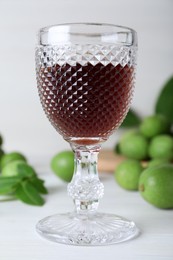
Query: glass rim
[[38, 22, 137, 47], [39, 22, 137, 34]]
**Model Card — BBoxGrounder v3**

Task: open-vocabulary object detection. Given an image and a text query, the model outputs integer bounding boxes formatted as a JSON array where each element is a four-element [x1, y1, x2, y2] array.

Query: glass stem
[[68, 144, 104, 214]]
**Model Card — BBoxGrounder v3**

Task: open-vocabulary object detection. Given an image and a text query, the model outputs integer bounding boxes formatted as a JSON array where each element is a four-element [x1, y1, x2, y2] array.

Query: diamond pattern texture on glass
[[36, 44, 136, 140]]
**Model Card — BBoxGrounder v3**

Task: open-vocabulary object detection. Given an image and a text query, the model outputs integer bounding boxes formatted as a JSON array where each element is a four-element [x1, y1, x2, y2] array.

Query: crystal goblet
[[35, 23, 138, 246]]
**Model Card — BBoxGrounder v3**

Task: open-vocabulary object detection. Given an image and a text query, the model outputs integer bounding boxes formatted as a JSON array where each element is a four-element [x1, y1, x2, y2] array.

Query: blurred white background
[[0, 0, 173, 158]]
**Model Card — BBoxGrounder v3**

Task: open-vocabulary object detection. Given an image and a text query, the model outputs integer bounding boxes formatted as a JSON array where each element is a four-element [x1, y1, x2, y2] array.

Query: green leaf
[[0, 176, 20, 194], [17, 164, 37, 178], [30, 177, 48, 194], [155, 77, 173, 122], [114, 143, 121, 154], [120, 109, 141, 128], [15, 181, 45, 206]]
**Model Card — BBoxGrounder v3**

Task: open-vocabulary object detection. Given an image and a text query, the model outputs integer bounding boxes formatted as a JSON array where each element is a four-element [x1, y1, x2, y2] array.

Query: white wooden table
[[0, 156, 173, 260]]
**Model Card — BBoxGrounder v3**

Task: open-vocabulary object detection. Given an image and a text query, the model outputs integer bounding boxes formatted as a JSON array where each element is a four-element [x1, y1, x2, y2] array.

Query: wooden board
[[98, 149, 126, 173], [98, 149, 147, 173]]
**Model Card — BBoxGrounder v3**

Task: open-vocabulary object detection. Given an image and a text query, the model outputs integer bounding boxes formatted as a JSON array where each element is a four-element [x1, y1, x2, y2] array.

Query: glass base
[[36, 212, 139, 246]]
